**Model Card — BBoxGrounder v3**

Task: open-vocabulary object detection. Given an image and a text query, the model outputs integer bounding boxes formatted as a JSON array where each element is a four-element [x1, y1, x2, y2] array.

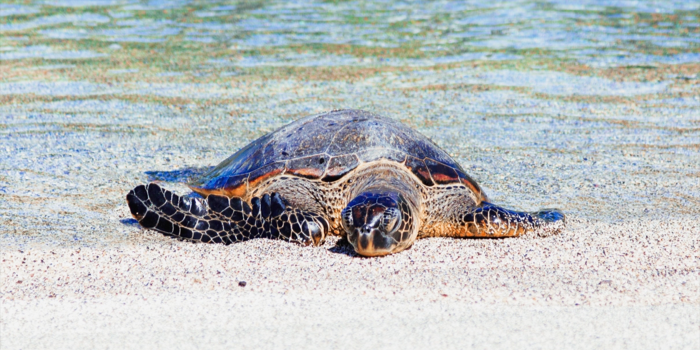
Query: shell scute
[[248, 161, 286, 188], [286, 155, 328, 179], [223, 174, 248, 197], [223, 174, 248, 189], [285, 124, 335, 159], [424, 158, 460, 184], [404, 156, 434, 186], [326, 115, 401, 156], [323, 154, 359, 182], [356, 148, 406, 164]]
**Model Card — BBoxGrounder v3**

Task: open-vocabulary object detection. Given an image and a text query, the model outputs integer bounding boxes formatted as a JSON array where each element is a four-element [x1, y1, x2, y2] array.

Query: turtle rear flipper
[[126, 183, 328, 245], [458, 202, 566, 237]]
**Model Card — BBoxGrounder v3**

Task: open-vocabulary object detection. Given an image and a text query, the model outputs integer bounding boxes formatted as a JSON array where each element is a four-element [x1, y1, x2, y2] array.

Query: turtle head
[[341, 189, 416, 256]]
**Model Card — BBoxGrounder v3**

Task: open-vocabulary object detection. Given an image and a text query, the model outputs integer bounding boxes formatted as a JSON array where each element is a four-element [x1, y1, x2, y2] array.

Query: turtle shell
[[189, 109, 485, 201]]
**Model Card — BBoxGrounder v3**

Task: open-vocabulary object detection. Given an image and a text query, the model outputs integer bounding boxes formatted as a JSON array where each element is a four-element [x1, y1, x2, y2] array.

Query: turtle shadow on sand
[[145, 166, 215, 183], [120, 218, 140, 227], [328, 237, 361, 257], [328, 237, 415, 257]]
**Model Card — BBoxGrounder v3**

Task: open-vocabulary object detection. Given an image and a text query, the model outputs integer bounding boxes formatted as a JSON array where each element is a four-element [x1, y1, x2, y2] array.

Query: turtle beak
[[350, 225, 393, 256], [357, 225, 374, 251]]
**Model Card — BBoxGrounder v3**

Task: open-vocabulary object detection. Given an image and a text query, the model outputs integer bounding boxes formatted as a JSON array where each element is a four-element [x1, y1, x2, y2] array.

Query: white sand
[[3, 218, 699, 349], [4, 294, 698, 350]]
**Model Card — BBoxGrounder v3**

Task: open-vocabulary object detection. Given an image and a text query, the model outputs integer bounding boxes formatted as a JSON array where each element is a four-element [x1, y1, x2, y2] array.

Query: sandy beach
[[3, 219, 699, 349], [1, 1, 699, 349]]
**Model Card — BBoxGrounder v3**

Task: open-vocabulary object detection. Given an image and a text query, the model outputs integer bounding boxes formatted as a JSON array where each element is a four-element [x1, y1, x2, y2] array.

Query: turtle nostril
[[360, 225, 372, 235]]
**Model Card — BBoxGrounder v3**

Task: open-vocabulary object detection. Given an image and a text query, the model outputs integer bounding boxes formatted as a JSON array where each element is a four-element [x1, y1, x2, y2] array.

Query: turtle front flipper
[[458, 202, 565, 237], [126, 183, 328, 245]]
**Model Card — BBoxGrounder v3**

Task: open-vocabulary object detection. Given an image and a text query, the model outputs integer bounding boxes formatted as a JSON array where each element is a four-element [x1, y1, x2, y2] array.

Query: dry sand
[[3, 294, 697, 349], [3, 215, 699, 349]]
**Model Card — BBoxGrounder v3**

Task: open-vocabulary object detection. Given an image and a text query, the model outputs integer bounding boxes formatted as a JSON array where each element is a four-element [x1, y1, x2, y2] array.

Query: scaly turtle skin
[[127, 109, 565, 256]]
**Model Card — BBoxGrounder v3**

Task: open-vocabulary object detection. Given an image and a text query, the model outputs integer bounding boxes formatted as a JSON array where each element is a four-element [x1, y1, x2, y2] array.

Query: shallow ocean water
[[2, 0, 699, 245]]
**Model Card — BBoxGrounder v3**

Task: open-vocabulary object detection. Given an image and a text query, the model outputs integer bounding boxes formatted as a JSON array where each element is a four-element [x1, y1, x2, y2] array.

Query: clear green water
[[1, 1, 699, 243], [1, 0, 698, 83]]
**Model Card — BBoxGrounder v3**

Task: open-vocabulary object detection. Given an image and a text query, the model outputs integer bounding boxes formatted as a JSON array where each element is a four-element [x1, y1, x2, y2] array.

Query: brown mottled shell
[[189, 110, 485, 201]]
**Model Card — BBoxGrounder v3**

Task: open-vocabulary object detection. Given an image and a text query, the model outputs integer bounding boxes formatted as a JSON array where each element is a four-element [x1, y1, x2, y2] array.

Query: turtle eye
[[341, 207, 353, 228], [381, 207, 401, 233]]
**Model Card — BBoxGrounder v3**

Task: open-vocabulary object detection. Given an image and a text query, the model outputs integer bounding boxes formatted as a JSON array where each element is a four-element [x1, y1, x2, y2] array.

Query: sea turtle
[[126, 109, 565, 256]]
